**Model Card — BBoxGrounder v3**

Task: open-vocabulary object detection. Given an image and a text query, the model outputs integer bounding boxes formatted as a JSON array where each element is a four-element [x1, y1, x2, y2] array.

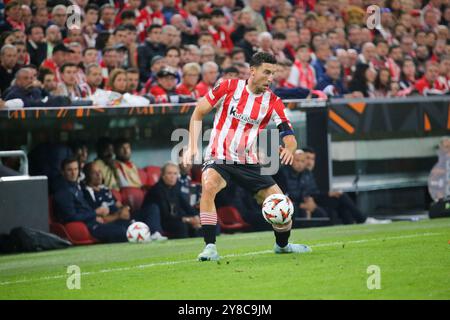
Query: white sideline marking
[[0, 232, 442, 287]]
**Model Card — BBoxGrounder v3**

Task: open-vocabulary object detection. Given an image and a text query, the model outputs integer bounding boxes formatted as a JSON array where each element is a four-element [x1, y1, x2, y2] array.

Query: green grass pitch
[[1, 218, 449, 300]]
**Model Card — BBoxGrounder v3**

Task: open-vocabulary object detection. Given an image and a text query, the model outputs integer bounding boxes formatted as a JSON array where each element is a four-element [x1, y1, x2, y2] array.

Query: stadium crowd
[[0, 0, 449, 243], [0, 0, 449, 109]]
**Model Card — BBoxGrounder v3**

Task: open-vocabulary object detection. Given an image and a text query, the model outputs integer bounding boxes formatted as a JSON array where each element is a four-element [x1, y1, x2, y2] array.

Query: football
[[126, 222, 151, 243], [262, 194, 294, 225]]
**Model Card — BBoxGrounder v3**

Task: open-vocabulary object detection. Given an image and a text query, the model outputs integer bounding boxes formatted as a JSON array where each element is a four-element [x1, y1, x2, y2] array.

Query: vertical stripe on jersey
[[233, 93, 265, 163], [244, 91, 272, 163], [229, 92, 261, 162], [208, 79, 239, 159], [215, 80, 246, 161]]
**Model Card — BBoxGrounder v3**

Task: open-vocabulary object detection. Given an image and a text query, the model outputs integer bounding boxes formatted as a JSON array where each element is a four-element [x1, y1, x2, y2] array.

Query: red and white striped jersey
[[204, 78, 293, 164]]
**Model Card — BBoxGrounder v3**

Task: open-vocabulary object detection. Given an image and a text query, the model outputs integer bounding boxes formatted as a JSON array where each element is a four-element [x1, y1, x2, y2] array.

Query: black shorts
[[202, 160, 277, 194]]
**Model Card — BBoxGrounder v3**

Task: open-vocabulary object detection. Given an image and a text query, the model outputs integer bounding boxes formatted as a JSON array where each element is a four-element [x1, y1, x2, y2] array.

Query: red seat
[[111, 189, 123, 203], [120, 187, 145, 212], [216, 206, 252, 233], [48, 197, 97, 245], [143, 166, 161, 187], [138, 168, 148, 186]]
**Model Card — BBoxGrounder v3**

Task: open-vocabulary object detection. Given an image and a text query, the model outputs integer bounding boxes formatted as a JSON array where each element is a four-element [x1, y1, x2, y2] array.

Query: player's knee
[[202, 179, 223, 197]]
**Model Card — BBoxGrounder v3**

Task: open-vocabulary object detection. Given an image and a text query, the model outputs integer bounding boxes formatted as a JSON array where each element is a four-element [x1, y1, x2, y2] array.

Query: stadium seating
[[216, 206, 251, 233], [143, 166, 161, 187], [119, 187, 145, 212], [138, 168, 148, 187], [111, 189, 123, 203], [48, 197, 97, 245]]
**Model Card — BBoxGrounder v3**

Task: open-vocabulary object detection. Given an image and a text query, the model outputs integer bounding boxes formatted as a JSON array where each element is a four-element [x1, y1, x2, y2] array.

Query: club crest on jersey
[[229, 106, 260, 125]]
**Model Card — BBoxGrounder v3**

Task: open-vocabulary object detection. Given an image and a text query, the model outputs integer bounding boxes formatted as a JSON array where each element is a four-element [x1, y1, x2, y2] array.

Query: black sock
[[202, 225, 216, 244], [274, 230, 290, 248]]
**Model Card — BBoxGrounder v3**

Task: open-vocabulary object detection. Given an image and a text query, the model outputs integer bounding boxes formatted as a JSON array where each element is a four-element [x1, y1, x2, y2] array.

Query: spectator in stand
[[161, 24, 181, 48], [150, 67, 179, 103], [4, 67, 70, 107], [221, 66, 239, 80], [374, 67, 393, 97], [316, 57, 362, 98], [50, 5, 68, 38], [312, 41, 332, 83], [38, 67, 60, 96], [195, 61, 219, 97], [69, 140, 89, 181], [44, 25, 63, 57], [236, 27, 259, 62], [94, 137, 119, 191], [348, 63, 375, 98], [347, 25, 363, 52], [80, 64, 106, 98], [54, 157, 129, 243], [141, 55, 165, 93], [82, 161, 168, 241], [438, 55, 450, 89], [82, 47, 99, 69], [0, 44, 19, 96], [26, 24, 47, 67], [33, 7, 50, 29], [274, 150, 330, 223], [209, 8, 233, 54], [41, 43, 74, 83], [164, 46, 182, 82], [97, 4, 116, 33], [398, 57, 417, 96], [56, 63, 84, 100], [288, 44, 316, 90], [357, 42, 376, 69], [114, 138, 143, 189], [415, 60, 449, 95], [13, 41, 29, 67], [83, 4, 100, 48], [272, 33, 288, 62], [0, 1, 25, 33], [273, 59, 294, 89], [142, 162, 201, 239], [230, 48, 247, 64], [176, 62, 201, 99], [137, 24, 166, 83], [373, 40, 389, 70], [107, 68, 128, 94], [302, 147, 391, 225], [126, 68, 141, 95], [257, 32, 273, 55], [387, 45, 403, 81], [199, 44, 216, 65]]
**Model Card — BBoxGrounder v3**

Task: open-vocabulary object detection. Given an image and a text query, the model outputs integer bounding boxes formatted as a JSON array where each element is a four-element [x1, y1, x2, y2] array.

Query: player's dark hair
[[249, 52, 277, 67]]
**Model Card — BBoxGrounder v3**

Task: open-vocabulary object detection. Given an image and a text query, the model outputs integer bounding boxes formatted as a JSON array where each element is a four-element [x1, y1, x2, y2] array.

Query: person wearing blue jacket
[[53, 157, 129, 243]]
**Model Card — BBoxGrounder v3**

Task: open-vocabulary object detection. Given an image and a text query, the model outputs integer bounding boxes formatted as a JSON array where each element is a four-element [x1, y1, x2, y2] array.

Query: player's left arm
[[272, 97, 297, 165]]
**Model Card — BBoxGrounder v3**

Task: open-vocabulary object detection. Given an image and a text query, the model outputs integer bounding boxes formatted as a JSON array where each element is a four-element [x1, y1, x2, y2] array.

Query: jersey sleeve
[[205, 79, 229, 107], [271, 97, 294, 138]]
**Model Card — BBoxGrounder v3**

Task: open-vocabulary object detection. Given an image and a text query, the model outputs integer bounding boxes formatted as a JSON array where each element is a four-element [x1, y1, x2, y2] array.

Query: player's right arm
[[183, 97, 214, 165], [183, 79, 231, 166]]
